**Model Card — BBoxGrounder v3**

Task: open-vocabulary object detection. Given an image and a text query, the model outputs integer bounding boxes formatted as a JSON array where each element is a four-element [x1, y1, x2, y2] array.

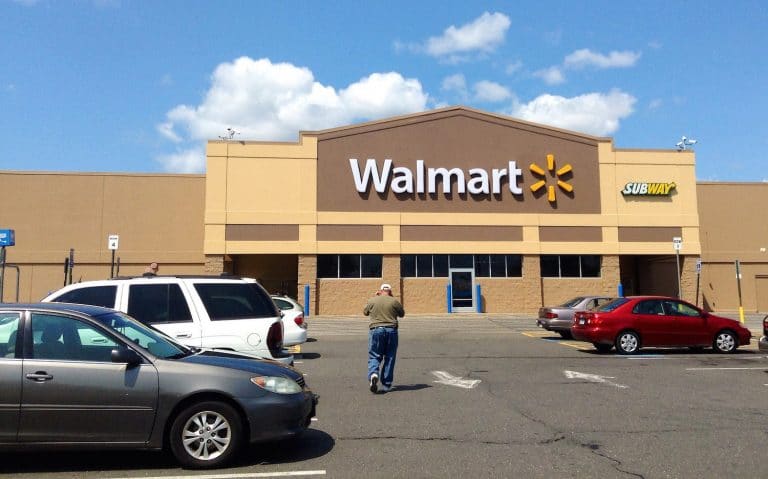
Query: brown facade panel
[[618, 227, 682, 243], [316, 224, 383, 241], [539, 226, 603, 242], [316, 109, 601, 214], [225, 224, 299, 241], [401, 225, 523, 242]]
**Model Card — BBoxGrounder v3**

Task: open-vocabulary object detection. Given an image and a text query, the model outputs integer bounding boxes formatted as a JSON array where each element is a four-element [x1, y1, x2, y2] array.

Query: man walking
[[364, 283, 405, 394]]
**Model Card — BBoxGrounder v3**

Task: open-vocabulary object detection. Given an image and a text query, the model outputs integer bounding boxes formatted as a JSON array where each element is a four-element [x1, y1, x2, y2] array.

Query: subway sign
[[621, 182, 676, 196]]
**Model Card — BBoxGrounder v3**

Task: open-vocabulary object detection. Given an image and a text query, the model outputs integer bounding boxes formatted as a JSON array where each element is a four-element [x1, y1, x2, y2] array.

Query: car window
[[93, 311, 188, 359], [595, 298, 628, 312], [558, 297, 585, 308], [273, 298, 293, 310], [127, 284, 193, 324], [661, 300, 700, 317], [52, 285, 117, 308], [633, 300, 664, 315], [31, 313, 117, 362], [0, 313, 21, 358], [195, 283, 278, 321], [595, 298, 613, 307]]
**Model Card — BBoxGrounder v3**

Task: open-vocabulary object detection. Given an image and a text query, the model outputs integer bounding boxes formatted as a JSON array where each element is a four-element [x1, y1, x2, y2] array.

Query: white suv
[[42, 275, 293, 365]]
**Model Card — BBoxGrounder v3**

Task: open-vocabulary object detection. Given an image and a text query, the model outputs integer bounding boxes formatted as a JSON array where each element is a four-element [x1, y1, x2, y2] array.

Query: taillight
[[294, 313, 305, 327], [267, 321, 284, 353], [545, 312, 558, 319]]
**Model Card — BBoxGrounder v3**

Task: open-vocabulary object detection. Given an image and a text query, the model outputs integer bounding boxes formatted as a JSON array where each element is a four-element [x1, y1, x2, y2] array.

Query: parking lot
[[2, 313, 766, 479]]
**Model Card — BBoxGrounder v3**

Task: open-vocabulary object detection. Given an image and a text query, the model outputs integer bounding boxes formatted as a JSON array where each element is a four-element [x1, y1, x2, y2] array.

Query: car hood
[[178, 349, 303, 379]]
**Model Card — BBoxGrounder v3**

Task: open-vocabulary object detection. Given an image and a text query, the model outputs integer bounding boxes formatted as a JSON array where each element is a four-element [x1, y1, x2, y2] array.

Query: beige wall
[[698, 182, 768, 311], [0, 171, 206, 302]]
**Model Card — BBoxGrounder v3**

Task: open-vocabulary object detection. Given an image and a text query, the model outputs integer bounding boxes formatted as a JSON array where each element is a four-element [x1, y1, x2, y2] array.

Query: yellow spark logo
[[529, 154, 573, 203]]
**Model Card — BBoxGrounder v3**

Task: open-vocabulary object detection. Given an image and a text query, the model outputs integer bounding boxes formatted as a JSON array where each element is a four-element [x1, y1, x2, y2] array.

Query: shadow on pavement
[[0, 428, 334, 475]]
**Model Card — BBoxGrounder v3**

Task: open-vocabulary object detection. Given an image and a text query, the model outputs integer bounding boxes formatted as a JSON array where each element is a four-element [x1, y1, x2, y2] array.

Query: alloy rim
[[716, 333, 735, 352], [620, 334, 638, 353], [181, 410, 231, 461]]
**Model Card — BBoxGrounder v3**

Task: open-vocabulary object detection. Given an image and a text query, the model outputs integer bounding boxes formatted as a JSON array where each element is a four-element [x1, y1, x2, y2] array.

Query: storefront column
[[680, 255, 699, 304], [523, 254, 542, 313], [297, 254, 317, 315], [382, 254, 401, 296], [601, 255, 621, 296], [204, 254, 226, 274]]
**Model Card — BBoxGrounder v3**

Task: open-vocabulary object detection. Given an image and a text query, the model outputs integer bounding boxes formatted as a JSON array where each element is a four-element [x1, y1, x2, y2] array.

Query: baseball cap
[[380, 283, 392, 291]]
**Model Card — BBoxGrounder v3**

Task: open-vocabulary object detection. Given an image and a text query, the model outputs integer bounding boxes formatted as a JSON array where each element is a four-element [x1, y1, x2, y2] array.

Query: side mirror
[[111, 347, 142, 366]]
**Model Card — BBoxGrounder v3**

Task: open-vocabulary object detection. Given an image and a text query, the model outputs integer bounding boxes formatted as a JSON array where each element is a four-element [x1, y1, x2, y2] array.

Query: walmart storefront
[[204, 106, 700, 315]]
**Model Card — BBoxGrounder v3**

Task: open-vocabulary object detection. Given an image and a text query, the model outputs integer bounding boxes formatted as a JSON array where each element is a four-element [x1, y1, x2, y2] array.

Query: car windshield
[[558, 297, 585, 308], [595, 298, 630, 312], [91, 310, 191, 359]]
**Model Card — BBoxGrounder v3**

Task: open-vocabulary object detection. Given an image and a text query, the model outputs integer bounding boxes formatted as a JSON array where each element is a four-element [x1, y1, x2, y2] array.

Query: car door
[[0, 311, 22, 441], [661, 299, 709, 346], [631, 299, 670, 346], [18, 311, 159, 443], [122, 281, 202, 348]]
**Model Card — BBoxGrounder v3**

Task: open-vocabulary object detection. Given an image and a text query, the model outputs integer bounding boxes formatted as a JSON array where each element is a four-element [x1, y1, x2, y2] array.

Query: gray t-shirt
[[364, 294, 405, 329]]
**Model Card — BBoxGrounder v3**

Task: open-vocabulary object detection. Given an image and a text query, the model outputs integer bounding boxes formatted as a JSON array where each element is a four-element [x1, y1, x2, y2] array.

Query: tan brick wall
[[541, 255, 620, 307], [680, 255, 699, 305], [204, 254, 225, 274], [476, 278, 528, 312], [317, 279, 383, 315], [298, 255, 318, 315], [402, 278, 448, 314]]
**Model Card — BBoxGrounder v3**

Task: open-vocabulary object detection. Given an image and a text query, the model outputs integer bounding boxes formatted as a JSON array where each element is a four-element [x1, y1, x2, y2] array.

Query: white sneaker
[[380, 384, 392, 392], [369, 373, 379, 393]]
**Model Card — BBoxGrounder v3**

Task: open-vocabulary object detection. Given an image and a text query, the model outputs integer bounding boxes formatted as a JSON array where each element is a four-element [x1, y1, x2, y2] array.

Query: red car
[[571, 296, 751, 354]]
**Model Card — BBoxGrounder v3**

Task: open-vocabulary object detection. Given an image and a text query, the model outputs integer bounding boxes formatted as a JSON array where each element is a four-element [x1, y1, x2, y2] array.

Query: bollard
[[447, 283, 452, 313], [476, 284, 482, 313], [304, 284, 310, 317]]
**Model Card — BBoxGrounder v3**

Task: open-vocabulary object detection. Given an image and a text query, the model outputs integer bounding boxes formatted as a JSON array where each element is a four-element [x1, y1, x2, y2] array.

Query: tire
[[169, 401, 243, 469], [593, 343, 613, 353], [713, 330, 738, 354], [559, 330, 573, 339], [615, 330, 640, 355]]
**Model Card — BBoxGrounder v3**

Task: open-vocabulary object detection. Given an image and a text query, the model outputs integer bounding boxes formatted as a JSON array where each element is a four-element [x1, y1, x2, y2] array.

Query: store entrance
[[449, 268, 475, 312], [620, 255, 679, 297], [231, 254, 298, 298]]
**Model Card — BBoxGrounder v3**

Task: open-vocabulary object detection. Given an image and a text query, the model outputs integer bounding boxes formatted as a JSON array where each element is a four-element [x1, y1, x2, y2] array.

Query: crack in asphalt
[[335, 434, 566, 447]]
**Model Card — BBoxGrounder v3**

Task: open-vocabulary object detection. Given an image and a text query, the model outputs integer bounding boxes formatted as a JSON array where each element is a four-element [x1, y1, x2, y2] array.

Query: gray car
[[537, 296, 614, 338], [0, 303, 317, 469]]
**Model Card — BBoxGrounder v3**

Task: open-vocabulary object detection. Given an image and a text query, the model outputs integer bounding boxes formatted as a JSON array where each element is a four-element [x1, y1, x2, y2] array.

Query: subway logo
[[621, 182, 676, 196]]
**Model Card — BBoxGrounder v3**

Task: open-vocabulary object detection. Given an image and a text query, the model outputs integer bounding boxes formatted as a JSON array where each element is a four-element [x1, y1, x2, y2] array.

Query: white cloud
[[533, 66, 565, 85], [440, 73, 468, 102], [510, 89, 636, 136], [157, 147, 205, 174], [425, 12, 510, 59], [564, 48, 641, 69], [505, 61, 523, 75], [648, 98, 663, 110], [473, 81, 511, 102], [158, 57, 428, 172]]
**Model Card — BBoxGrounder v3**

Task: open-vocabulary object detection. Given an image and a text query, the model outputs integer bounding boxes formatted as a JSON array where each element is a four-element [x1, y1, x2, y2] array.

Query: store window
[[540, 255, 601, 278], [317, 254, 382, 278], [401, 254, 522, 278]]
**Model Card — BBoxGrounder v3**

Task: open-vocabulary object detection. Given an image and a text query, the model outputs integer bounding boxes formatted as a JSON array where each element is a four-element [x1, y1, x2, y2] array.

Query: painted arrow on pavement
[[564, 370, 628, 389], [432, 371, 481, 389]]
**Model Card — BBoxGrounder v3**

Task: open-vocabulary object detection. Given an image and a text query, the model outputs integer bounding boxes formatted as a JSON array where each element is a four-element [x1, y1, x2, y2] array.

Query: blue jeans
[[368, 327, 398, 387]]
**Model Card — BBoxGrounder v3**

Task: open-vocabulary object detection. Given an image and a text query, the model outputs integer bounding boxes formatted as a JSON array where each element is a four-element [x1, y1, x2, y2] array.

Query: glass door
[[450, 268, 474, 312]]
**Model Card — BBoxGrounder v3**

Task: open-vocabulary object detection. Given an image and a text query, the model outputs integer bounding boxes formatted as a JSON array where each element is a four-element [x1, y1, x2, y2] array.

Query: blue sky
[[1, 0, 766, 181]]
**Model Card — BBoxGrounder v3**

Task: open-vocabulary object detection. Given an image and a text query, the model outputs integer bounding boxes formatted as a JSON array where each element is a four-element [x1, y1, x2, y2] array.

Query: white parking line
[[685, 367, 765, 371], [126, 471, 326, 479]]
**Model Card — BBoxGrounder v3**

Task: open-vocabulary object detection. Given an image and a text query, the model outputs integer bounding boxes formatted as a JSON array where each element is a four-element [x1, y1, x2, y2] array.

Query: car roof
[[0, 302, 117, 316]]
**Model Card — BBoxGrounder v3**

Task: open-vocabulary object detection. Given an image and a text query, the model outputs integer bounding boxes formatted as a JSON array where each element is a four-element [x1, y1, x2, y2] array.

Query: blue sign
[[0, 229, 14, 247]]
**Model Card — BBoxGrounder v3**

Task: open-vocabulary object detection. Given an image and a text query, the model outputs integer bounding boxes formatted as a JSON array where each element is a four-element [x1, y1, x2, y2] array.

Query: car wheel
[[593, 343, 613, 353], [615, 331, 640, 355], [169, 401, 243, 469], [713, 330, 738, 354], [559, 330, 573, 339]]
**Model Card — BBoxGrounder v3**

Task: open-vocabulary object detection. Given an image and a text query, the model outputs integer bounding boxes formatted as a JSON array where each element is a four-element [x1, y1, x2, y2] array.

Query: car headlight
[[250, 375, 302, 394]]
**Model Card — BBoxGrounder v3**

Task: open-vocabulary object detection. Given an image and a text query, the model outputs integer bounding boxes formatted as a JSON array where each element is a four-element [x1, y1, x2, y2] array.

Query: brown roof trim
[[302, 106, 609, 145]]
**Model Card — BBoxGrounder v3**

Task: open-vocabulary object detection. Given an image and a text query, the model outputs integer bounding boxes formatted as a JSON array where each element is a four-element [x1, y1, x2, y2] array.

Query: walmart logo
[[529, 154, 573, 203]]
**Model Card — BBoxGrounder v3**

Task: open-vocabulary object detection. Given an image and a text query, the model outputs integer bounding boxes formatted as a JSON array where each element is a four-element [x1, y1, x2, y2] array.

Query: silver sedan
[[537, 296, 614, 338]]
